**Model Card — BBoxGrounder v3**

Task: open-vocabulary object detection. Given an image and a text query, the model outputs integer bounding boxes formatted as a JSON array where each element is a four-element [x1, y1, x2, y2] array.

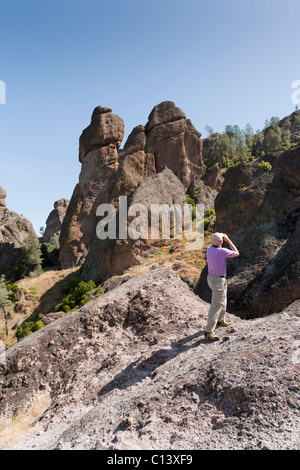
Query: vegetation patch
[[257, 160, 272, 172], [55, 278, 98, 313], [16, 320, 45, 341]]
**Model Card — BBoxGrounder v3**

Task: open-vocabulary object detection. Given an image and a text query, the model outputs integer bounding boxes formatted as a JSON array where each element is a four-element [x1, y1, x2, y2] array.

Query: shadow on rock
[[97, 330, 208, 397]]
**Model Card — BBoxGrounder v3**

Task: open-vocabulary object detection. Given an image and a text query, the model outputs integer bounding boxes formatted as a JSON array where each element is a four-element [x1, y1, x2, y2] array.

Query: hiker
[[204, 232, 239, 342]]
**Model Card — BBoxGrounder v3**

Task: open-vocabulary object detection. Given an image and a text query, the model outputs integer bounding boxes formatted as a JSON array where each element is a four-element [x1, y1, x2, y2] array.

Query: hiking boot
[[204, 332, 219, 342], [216, 321, 231, 329]]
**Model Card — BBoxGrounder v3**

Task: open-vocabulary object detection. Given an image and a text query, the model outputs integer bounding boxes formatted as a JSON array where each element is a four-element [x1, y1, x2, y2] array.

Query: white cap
[[211, 232, 224, 246]]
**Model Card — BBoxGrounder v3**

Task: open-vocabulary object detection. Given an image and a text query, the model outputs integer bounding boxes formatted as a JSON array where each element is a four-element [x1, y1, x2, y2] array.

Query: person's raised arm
[[223, 234, 239, 257]]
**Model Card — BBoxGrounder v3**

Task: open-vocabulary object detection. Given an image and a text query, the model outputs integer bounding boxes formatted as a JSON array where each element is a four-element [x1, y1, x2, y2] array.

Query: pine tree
[[265, 126, 282, 152]]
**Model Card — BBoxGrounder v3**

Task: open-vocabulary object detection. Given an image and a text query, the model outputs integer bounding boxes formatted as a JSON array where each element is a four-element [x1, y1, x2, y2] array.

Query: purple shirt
[[207, 246, 236, 277]]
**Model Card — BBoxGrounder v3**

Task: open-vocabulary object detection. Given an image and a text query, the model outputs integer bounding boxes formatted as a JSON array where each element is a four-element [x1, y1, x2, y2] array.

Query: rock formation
[[0, 186, 6, 208], [1, 269, 299, 450], [59, 107, 125, 268], [187, 164, 224, 212], [42, 199, 69, 243], [0, 187, 36, 279], [81, 168, 187, 283], [195, 144, 300, 318], [59, 101, 205, 270], [144, 101, 205, 188]]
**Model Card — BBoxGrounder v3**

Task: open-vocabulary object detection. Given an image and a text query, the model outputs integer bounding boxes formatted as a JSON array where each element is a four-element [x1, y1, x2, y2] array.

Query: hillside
[[0, 269, 299, 450]]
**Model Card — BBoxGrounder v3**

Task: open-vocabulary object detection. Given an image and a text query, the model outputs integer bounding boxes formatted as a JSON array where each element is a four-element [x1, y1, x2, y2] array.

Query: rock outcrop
[[195, 144, 300, 318], [0, 188, 36, 279], [79, 106, 124, 163], [59, 108, 125, 268], [59, 101, 205, 270], [0, 186, 6, 208], [81, 168, 187, 283], [42, 199, 69, 243], [187, 164, 224, 213], [1, 269, 299, 450], [144, 101, 204, 188]]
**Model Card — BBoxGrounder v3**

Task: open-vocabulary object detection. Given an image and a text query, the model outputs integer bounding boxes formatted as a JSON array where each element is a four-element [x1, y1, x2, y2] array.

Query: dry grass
[[0, 267, 80, 349], [16, 267, 80, 302], [0, 392, 51, 449], [115, 232, 209, 280]]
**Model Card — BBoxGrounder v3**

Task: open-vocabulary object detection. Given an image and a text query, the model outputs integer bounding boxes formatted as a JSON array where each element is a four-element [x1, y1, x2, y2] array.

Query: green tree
[[281, 128, 291, 148], [265, 126, 282, 152], [269, 116, 280, 126], [217, 133, 234, 166], [22, 232, 43, 278], [204, 125, 214, 136], [224, 125, 234, 139], [244, 123, 254, 152], [0, 275, 12, 336]]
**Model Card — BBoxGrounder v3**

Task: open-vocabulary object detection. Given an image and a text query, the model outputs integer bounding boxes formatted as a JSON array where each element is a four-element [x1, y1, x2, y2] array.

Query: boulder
[[145, 102, 205, 189], [79, 106, 124, 162], [145, 100, 186, 131], [43, 199, 69, 243], [203, 165, 224, 192]]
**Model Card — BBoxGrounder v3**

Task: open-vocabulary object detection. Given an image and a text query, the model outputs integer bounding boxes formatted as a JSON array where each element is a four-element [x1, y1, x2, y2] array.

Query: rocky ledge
[[0, 269, 299, 450]]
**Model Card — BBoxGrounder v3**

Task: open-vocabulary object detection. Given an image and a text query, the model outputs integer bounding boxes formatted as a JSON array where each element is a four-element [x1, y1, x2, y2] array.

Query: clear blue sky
[[0, 0, 299, 235]]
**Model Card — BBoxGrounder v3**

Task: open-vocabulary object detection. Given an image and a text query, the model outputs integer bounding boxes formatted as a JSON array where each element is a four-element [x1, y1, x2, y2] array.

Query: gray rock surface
[[0, 269, 299, 450]]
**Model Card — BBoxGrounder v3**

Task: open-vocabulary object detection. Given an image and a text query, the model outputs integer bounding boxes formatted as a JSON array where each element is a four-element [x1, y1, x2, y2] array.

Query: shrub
[[204, 208, 215, 218], [55, 279, 97, 313], [5, 281, 19, 301], [16, 320, 45, 340], [257, 160, 272, 172], [27, 286, 38, 301]]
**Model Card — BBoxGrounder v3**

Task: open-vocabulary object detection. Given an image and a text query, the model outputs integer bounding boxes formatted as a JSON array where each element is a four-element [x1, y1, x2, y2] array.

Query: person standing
[[205, 232, 239, 342]]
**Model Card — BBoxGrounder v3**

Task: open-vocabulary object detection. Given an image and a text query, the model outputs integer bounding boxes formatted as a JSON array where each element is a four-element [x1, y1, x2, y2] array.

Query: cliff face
[[195, 144, 300, 318], [59, 101, 205, 270], [1, 269, 299, 450]]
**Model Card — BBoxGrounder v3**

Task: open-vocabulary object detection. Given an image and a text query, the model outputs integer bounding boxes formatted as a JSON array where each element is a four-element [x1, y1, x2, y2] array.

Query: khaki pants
[[205, 274, 227, 334]]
